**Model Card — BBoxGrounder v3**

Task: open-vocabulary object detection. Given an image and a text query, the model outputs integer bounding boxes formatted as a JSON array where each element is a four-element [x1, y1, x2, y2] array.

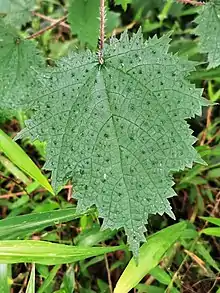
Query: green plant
[[0, 0, 220, 292]]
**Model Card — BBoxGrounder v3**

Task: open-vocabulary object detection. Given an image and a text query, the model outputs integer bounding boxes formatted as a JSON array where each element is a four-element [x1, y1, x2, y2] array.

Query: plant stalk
[[26, 16, 67, 40], [99, 0, 105, 64]]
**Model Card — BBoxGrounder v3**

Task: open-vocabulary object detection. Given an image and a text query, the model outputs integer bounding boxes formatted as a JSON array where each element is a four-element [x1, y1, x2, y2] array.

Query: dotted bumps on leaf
[[19, 30, 207, 256]]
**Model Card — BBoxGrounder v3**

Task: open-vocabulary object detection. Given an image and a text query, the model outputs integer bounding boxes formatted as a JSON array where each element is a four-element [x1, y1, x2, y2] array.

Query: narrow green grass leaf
[[0, 208, 92, 240], [114, 222, 186, 293], [38, 265, 60, 293], [200, 217, 220, 227], [135, 284, 165, 293], [0, 241, 124, 264], [0, 264, 10, 293], [62, 265, 75, 293], [0, 155, 31, 185], [201, 227, 220, 237], [0, 129, 54, 195], [195, 243, 220, 272], [26, 264, 35, 293]]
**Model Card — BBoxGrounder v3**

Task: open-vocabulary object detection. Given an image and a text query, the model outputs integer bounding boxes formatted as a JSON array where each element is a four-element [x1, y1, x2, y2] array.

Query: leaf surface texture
[[17, 31, 207, 255], [195, 0, 220, 68], [0, 20, 44, 108]]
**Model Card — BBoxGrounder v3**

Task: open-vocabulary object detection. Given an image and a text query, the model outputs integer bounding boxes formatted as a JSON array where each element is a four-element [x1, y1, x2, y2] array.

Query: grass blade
[[0, 240, 124, 264], [0, 129, 54, 195], [26, 264, 35, 293], [200, 217, 220, 227], [201, 227, 220, 237], [0, 264, 10, 293], [37, 265, 60, 293], [114, 222, 186, 293], [0, 155, 31, 185], [0, 208, 92, 240]]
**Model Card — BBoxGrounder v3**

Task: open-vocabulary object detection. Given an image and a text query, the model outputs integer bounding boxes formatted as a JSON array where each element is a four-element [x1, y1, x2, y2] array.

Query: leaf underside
[[13, 30, 207, 256], [0, 0, 35, 27], [0, 20, 44, 109], [195, 0, 220, 69]]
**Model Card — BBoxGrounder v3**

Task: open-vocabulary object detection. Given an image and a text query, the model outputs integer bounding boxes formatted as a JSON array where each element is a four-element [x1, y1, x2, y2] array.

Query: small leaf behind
[[0, 20, 44, 108], [68, 0, 100, 48], [195, 1, 220, 68], [0, 0, 35, 27]]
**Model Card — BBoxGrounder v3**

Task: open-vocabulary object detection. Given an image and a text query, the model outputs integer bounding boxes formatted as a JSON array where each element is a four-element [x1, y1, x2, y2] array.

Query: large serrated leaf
[[195, 0, 220, 68], [16, 30, 207, 256], [0, 0, 35, 27], [0, 20, 44, 108]]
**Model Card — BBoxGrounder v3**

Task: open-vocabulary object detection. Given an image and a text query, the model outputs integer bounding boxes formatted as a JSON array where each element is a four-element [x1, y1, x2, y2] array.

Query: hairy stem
[[99, 0, 105, 64], [26, 16, 67, 40]]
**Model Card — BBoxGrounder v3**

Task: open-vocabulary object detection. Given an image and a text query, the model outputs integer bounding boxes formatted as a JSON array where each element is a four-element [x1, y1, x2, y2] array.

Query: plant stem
[[99, 0, 105, 64], [26, 16, 67, 40], [104, 254, 113, 293], [32, 12, 70, 30]]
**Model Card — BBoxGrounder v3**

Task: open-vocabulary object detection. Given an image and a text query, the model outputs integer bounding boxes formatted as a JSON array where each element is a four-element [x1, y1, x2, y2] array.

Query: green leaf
[[115, 0, 132, 10], [0, 109, 15, 124], [0, 20, 44, 108], [200, 216, 220, 227], [38, 265, 60, 293], [26, 264, 35, 293], [106, 10, 120, 33], [0, 240, 124, 264], [0, 1, 10, 14], [0, 0, 35, 27], [68, 0, 100, 48], [135, 284, 165, 293], [149, 266, 171, 285], [195, 0, 220, 68], [0, 264, 10, 293], [16, 30, 207, 256], [195, 243, 220, 272], [0, 155, 31, 185], [74, 227, 116, 247], [201, 227, 220, 237], [62, 265, 75, 293], [0, 129, 54, 195], [114, 222, 186, 293], [0, 208, 91, 240]]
